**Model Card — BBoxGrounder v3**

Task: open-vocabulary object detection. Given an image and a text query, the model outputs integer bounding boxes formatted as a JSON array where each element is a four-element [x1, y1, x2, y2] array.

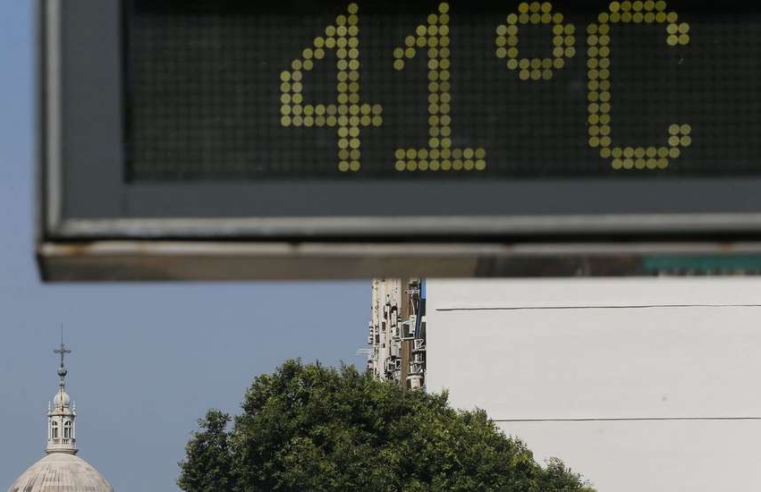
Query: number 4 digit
[[280, 3, 383, 173]]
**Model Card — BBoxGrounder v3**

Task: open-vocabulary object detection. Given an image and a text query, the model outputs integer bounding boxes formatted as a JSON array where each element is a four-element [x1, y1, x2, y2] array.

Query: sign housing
[[39, 0, 761, 280]]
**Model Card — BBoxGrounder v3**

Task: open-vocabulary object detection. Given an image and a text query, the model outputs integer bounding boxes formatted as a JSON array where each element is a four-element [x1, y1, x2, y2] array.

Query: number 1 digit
[[393, 2, 487, 172]]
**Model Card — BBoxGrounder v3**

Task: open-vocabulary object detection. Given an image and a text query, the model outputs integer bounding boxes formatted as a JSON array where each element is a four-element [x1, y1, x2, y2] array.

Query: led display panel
[[125, 0, 761, 180]]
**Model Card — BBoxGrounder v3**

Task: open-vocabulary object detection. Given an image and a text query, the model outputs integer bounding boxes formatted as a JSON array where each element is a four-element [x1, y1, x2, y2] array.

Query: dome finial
[[54, 326, 71, 390], [48, 327, 77, 455]]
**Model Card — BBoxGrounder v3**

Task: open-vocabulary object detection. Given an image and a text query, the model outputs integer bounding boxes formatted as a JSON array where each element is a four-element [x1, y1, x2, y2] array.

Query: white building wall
[[426, 279, 761, 492]]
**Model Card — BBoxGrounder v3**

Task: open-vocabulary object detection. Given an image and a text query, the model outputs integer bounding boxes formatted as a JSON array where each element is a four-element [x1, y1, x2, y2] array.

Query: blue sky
[[0, 2, 370, 489]]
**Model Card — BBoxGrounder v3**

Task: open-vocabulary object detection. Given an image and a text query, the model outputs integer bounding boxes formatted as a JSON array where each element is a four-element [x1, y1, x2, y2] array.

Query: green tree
[[179, 360, 595, 492], [178, 410, 236, 492]]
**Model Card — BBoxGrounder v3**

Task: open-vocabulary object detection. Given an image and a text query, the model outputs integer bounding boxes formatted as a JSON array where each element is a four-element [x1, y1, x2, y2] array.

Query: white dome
[[8, 453, 114, 492], [53, 390, 71, 407]]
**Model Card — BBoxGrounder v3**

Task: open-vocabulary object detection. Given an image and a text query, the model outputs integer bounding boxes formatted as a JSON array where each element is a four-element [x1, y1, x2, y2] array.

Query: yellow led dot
[[612, 159, 623, 169], [475, 160, 487, 171], [668, 136, 680, 147], [658, 158, 669, 169], [623, 159, 634, 169], [453, 160, 463, 170], [394, 60, 405, 71], [439, 2, 450, 14], [407, 161, 418, 172], [646, 159, 658, 169], [339, 161, 350, 172], [669, 148, 681, 158], [679, 34, 690, 45], [395, 161, 406, 172], [680, 136, 692, 147]]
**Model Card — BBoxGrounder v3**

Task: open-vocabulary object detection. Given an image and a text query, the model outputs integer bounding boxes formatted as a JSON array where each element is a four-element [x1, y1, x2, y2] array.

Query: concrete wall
[[426, 279, 761, 492]]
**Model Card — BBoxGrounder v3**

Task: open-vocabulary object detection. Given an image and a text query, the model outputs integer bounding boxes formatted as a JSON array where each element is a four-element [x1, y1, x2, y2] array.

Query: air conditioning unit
[[401, 315, 417, 340], [408, 375, 423, 390], [413, 339, 426, 352]]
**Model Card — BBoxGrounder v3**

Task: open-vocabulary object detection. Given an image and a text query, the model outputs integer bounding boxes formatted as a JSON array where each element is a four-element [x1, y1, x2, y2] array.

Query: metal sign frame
[[38, 0, 761, 281]]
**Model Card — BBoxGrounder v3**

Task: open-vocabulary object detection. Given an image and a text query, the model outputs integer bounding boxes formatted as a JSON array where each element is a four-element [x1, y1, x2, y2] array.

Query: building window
[[52, 421, 59, 439], [64, 421, 72, 439]]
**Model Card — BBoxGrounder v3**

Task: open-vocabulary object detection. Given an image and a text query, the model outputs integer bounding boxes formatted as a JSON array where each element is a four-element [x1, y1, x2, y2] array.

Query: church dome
[[8, 453, 114, 492], [8, 339, 114, 492]]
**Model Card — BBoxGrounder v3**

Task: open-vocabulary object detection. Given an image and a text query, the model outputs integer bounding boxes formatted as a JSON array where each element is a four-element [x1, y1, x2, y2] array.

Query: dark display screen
[[125, 1, 761, 180]]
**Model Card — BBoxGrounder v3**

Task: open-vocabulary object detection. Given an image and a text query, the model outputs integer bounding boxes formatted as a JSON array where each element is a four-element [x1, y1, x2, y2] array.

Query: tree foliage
[[179, 360, 595, 492]]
